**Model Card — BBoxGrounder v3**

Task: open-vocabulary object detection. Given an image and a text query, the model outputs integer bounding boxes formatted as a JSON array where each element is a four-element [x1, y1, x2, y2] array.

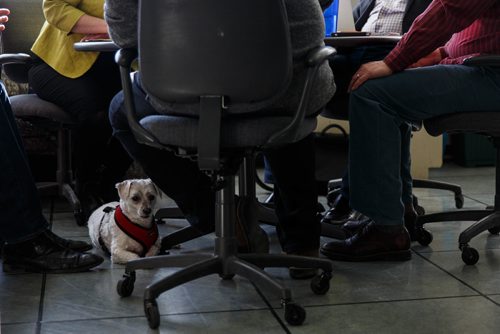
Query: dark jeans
[[109, 79, 320, 253], [350, 65, 500, 226], [0, 83, 48, 243], [28, 53, 132, 201], [326, 44, 413, 205]]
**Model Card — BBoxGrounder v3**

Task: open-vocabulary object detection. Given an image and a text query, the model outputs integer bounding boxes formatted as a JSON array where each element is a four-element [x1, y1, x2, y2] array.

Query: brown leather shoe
[[320, 221, 411, 262]]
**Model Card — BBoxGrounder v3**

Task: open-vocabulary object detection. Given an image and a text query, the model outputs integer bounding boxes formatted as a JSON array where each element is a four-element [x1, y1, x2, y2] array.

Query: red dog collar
[[114, 205, 158, 256]]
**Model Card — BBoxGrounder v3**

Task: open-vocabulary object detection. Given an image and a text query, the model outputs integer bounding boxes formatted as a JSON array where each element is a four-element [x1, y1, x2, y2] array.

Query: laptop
[[329, 0, 370, 37]]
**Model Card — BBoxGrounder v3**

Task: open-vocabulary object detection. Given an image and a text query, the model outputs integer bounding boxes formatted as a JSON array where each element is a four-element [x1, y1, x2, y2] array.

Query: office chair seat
[[10, 94, 76, 125], [141, 114, 317, 148]]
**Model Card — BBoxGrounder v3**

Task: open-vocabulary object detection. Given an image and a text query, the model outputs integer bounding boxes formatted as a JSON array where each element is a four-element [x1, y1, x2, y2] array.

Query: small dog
[[88, 179, 162, 264]]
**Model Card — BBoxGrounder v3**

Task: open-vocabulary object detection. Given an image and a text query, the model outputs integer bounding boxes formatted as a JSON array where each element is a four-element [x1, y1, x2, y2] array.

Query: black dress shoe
[[321, 194, 352, 225], [2, 230, 104, 274], [342, 203, 419, 241], [44, 230, 93, 252], [320, 221, 411, 262]]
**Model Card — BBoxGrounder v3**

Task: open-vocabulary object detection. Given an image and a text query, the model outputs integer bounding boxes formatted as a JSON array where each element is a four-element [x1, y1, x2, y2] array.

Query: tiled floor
[[2, 163, 500, 333]]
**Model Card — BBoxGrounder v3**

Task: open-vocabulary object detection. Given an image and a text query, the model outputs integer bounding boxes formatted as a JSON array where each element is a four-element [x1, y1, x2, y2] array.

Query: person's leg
[[322, 64, 500, 261], [323, 45, 399, 224], [0, 83, 47, 242], [109, 79, 215, 234], [263, 134, 320, 254], [0, 83, 103, 272]]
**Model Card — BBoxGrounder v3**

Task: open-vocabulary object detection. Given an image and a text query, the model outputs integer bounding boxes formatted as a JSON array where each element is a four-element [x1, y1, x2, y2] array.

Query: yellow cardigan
[[31, 0, 104, 79]]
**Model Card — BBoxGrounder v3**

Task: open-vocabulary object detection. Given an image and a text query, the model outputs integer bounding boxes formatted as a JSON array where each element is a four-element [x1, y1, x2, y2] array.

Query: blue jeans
[[0, 83, 48, 243], [109, 78, 320, 253], [328, 44, 413, 204], [349, 64, 500, 226]]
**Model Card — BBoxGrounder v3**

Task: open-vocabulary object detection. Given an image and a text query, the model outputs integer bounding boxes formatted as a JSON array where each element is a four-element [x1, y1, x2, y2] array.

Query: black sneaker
[[2, 230, 103, 274]]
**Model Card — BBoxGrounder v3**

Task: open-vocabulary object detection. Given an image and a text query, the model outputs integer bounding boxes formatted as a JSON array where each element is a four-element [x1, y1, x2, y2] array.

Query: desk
[[324, 35, 401, 48], [73, 41, 118, 52]]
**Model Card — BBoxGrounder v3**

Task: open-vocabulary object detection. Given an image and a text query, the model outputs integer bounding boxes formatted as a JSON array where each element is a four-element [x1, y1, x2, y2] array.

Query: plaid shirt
[[385, 0, 500, 72], [361, 0, 407, 35]]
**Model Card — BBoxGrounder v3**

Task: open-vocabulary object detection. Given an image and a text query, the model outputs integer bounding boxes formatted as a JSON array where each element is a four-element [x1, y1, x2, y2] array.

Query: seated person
[[321, 0, 500, 261], [321, 0, 431, 231], [1, 11, 103, 272], [28, 0, 132, 217], [104, 0, 335, 278]]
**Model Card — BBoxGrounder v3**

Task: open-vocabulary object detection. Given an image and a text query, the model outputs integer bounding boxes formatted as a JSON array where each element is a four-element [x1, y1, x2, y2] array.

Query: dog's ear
[[147, 179, 162, 198], [116, 180, 132, 199]]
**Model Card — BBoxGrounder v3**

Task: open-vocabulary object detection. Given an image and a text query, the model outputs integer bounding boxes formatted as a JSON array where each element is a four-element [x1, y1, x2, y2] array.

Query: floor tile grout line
[[303, 294, 480, 309], [413, 251, 500, 307], [36, 274, 47, 334], [252, 283, 291, 334]]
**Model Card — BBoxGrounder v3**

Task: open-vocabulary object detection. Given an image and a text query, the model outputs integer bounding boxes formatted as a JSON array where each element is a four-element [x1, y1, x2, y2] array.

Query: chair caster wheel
[[417, 228, 433, 246], [117, 271, 135, 297], [310, 271, 332, 295], [284, 302, 306, 326], [461, 246, 479, 265], [455, 194, 464, 209], [144, 299, 160, 329], [488, 226, 500, 235]]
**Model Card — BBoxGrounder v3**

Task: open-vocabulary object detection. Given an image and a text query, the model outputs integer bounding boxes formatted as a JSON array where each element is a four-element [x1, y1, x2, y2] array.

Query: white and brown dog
[[88, 179, 162, 264]]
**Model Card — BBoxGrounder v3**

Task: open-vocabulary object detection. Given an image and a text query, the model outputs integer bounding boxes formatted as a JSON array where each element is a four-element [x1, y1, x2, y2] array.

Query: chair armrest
[[0, 53, 32, 66], [266, 46, 337, 146], [115, 48, 162, 147], [463, 55, 500, 67], [0, 53, 33, 83]]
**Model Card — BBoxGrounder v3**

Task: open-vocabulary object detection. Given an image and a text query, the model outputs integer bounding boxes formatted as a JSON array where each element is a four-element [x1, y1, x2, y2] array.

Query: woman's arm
[[43, 0, 107, 34]]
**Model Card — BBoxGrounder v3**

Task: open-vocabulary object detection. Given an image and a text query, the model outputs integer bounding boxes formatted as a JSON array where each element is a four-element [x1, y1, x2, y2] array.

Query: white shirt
[[361, 0, 407, 35]]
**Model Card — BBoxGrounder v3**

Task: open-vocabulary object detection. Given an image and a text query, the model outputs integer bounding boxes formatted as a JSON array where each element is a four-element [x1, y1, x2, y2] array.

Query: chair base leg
[[458, 211, 500, 245]]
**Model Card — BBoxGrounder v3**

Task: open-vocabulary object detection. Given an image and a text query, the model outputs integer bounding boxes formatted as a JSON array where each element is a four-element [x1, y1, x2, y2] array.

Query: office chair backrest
[[139, 0, 292, 111], [0, 0, 45, 82]]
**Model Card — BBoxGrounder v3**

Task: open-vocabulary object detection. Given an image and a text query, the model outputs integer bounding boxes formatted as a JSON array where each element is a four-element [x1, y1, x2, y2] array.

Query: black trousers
[[28, 53, 132, 201]]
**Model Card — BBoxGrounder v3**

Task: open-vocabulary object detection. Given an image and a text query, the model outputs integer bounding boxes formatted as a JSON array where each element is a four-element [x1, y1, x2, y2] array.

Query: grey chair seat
[[424, 111, 500, 137], [9, 94, 76, 124], [141, 114, 317, 149]]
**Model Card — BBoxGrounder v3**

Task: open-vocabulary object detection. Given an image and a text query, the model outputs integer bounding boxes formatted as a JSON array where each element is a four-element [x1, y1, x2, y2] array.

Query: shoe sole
[[2, 258, 104, 274], [320, 249, 412, 262]]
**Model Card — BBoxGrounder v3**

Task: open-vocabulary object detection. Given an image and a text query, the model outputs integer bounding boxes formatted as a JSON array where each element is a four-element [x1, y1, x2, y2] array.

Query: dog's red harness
[[113, 205, 158, 256]]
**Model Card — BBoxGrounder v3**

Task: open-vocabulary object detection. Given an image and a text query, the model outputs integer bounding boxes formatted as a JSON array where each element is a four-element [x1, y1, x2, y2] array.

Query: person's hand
[[408, 48, 443, 68], [80, 32, 110, 42], [0, 8, 10, 32], [349, 60, 393, 91]]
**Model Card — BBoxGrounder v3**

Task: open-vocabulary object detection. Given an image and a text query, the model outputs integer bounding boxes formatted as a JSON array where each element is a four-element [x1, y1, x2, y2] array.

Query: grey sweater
[[105, 0, 335, 116]]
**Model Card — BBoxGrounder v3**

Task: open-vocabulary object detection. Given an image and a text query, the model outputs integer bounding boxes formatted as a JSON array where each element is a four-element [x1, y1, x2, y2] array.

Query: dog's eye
[[131, 196, 140, 202], [148, 195, 156, 201]]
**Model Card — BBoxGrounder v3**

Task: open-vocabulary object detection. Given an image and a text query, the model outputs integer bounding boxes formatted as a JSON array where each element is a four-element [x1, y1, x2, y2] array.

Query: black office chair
[[114, 0, 334, 329], [414, 55, 500, 265], [0, 0, 84, 225]]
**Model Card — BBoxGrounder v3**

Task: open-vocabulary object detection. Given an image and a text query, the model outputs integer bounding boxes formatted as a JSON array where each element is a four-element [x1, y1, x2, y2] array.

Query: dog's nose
[[142, 208, 152, 215]]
